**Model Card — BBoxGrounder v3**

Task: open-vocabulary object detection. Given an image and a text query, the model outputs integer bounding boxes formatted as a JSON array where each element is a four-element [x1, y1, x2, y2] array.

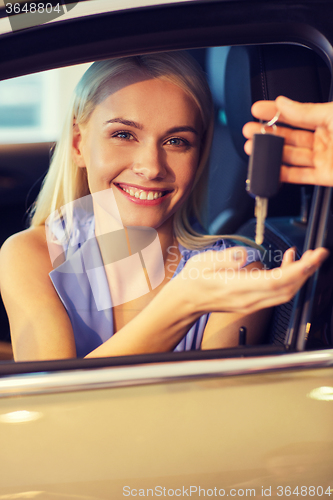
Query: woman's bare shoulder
[[1, 225, 47, 250], [0, 225, 52, 281]]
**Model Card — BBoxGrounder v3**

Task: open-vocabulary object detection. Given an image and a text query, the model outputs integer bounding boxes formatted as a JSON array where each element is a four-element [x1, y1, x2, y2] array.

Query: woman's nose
[[132, 143, 167, 180]]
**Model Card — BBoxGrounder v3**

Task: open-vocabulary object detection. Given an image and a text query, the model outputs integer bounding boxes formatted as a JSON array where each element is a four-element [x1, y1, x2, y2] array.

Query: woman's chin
[[119, 214, 167, 229]]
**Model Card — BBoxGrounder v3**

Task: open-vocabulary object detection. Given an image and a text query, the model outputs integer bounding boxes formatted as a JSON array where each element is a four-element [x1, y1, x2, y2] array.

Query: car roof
[[1, 0, 333, 84], [0, 0, 194, 36]]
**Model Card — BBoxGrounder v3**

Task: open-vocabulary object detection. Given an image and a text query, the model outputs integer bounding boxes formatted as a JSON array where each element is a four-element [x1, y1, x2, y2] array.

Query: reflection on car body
[[0, 0, 333, 497]]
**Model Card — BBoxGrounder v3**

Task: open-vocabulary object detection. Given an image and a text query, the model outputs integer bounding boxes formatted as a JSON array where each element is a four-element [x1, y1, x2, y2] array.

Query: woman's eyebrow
[[104, 118, 143, 129], [167, 126, 199, 136], [104, 119, 199, 136]]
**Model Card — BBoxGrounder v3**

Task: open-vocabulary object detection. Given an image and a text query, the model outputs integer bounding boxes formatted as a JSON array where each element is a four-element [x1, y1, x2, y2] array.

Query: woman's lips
[[114, 183, 171, 205]]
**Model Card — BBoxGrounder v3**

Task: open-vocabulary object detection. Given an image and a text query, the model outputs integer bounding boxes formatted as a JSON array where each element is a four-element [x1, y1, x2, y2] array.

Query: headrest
[[206, 46, 231, 110]]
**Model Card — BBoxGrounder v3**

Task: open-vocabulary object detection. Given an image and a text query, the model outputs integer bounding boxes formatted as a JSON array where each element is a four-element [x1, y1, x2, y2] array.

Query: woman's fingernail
[[289, 247, 296, 260], [320, 249, 330, 262], [233, 250, 244, 261]]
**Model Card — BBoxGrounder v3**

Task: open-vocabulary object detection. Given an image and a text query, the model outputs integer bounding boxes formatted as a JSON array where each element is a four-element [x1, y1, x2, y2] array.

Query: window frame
[[0, 0, 333, 380]]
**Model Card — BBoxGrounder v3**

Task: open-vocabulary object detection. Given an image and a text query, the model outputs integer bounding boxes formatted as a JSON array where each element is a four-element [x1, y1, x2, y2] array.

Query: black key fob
[[246, 133, 284, 198]]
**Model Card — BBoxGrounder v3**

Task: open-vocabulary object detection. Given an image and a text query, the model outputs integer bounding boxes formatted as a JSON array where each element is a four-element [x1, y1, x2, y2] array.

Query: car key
[[246, 114, 284, 244]]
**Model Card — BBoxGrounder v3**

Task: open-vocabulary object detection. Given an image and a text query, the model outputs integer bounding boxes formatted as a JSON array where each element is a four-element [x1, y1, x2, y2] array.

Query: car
[[0, 0, 333, 497]]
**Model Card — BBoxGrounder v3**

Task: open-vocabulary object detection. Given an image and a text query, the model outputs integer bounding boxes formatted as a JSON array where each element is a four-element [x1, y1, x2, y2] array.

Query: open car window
[[0, 0, 332, 371], [0, 41, 332, 368]]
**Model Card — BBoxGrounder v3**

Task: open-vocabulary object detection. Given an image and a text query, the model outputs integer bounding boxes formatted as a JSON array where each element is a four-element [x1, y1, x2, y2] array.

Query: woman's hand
[[243, 96, 333, 187], [177, 246, 329, 315]]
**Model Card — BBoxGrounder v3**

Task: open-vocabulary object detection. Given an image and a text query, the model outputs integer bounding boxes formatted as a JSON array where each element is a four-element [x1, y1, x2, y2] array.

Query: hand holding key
[[243, 97, 333, 187], [246, 113, 284, 244]]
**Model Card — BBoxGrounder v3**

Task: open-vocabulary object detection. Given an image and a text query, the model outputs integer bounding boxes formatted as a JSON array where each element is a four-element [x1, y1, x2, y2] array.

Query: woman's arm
[[85, 275, 198, 358], [0, 227, 201, 361], [0, 227, 77, 361], [1, 232, 328, 361], [86, 246, 328, 357]]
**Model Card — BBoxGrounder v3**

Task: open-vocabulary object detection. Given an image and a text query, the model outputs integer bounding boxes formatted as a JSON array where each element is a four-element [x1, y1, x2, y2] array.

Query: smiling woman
[[0, 52, 328, 361], [71, 74, 202, 231]]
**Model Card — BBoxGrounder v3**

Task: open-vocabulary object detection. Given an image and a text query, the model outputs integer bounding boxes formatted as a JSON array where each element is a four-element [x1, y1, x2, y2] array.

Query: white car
[[0, 0, 332, 497]]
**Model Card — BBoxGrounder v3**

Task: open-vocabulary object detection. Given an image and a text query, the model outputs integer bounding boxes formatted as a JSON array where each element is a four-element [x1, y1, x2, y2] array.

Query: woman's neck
[[154, 216, 179, 263], [93, 201, 181, 302]]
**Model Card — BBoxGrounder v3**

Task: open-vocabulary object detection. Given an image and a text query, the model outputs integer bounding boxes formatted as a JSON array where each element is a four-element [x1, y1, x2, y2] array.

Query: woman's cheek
[[180, 157, 199, 188], [87, 152, 124, 186], [100, 146, 134, 176]]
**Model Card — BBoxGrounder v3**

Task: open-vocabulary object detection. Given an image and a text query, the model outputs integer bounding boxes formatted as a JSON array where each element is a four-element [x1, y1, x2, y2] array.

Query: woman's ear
[[72, 122, 86, 168]]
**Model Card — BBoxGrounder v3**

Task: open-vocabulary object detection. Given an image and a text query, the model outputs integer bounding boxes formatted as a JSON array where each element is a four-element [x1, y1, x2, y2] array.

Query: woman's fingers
[[183, 246, 249, 277], [207, 247, 249, 266], [239, 248, 329, 311], [300, 247, 330, 268], [272, 247, 329, 290], [281, 247, 296, 266], [183, 246, 329, 315]]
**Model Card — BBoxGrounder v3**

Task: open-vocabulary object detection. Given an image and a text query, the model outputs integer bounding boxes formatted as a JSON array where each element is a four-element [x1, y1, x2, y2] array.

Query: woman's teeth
[[121, 186, 164, 200]]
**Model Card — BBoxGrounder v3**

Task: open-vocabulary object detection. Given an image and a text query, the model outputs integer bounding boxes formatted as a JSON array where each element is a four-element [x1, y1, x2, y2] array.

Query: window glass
[[0, 63, 91, 144]]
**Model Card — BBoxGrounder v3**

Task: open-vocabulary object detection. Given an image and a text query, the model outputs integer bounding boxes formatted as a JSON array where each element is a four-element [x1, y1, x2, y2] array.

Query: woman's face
[[72, 72, 203, 230]]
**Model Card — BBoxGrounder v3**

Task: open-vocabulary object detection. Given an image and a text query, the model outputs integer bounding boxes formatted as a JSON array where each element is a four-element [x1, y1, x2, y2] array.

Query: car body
[[0, 0, 333, 497]]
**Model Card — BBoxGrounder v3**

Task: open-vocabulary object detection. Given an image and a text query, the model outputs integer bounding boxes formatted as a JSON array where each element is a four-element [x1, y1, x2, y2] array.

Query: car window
[[0, 63, 91, 144], [0, 43, 331, 364]]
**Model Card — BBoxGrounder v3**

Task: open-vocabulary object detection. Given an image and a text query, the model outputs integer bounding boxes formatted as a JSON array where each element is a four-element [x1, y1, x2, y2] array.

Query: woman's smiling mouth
[[114, 183, 172, 205]]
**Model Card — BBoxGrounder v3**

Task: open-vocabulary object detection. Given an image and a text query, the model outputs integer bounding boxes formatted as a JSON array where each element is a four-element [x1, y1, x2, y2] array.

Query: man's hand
[[243, 96, 333, 187]]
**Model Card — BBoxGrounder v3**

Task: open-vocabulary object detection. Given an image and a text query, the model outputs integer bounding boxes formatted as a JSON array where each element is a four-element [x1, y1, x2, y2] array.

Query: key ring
[[260, 111, 280, 134]]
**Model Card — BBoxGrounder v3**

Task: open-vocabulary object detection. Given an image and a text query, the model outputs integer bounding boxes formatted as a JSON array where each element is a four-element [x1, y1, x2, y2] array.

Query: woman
[[0, 53, 328, 361]]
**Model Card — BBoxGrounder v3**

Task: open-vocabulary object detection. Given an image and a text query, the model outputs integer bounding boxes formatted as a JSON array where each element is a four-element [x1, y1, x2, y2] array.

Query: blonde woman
[[0, 53, 328, 361]]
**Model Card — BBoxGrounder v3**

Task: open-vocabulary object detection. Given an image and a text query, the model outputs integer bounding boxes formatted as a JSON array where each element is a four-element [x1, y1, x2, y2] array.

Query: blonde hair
[[31, 52, 256, 250]]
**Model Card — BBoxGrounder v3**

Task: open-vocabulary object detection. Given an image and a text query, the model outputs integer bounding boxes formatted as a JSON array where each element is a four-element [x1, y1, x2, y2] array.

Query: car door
[[0, 0, 333, 498]]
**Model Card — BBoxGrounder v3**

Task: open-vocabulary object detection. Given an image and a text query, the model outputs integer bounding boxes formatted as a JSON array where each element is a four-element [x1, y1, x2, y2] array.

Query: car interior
[[1, 1, 333, 370]]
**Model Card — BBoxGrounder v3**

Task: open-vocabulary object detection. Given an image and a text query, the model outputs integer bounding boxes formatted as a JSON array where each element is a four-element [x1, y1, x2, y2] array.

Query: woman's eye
[[166, 137, 188, 147], [112, 131, 134, 140]]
